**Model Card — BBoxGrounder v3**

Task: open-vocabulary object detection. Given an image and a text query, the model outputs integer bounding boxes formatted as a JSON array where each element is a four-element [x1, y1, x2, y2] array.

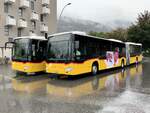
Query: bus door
[[126, 44, 130, 65]]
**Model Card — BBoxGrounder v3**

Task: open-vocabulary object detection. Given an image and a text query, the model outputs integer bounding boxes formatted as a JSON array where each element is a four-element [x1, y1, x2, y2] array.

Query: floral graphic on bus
[[105, 47, 119, 68], [105, 51, 114, 68], [114, 47, 119, 65]]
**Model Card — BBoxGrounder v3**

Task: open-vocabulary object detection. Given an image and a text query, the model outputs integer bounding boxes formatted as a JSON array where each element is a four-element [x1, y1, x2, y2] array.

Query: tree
[[89, 31, 107, 38], [128, 10, 150, 52], [106, 28, 128, 41], [89, 28, 128, 41]]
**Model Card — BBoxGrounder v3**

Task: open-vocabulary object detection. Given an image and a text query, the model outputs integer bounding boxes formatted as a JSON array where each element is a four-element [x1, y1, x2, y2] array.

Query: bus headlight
[[24, 66, 29, 70], [65, 67, 73, 72]]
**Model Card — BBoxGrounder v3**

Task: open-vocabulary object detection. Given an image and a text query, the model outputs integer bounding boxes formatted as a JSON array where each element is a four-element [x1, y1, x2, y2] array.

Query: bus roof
[[48, 31, 124, 44], [14, 36, 47, 41], [49, 31, 86, 37], [125, 42, 142, 46], [107, 39, 123, 43]]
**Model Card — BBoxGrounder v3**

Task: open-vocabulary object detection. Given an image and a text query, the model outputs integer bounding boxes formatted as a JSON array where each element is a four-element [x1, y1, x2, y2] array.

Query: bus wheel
[[121, 60, 124, 68], [92, 63, 98, 75]]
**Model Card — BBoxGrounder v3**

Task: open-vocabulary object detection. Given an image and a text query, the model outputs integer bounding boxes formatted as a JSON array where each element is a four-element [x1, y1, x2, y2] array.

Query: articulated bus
[[46, 31, 142, 76], [5, 36, 47, 75]]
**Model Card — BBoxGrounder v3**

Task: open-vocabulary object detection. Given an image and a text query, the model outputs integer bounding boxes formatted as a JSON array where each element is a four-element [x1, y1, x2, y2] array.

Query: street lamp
[[58, 3, 71, 26]]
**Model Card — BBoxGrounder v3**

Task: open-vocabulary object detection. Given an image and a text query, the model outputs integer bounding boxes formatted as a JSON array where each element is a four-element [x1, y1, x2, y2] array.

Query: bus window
[[111, 42, 125, 57], [74, 35, 87, 60], [47, 34, 71, 61], [122, 47, 126, 56], [31, 40, 46, 61], [37, 41, 47, 60], [86, 39, 100, 58], [75, 41, 81, 60], [99, 40, 111, 58], [13, 38, 30, 61]]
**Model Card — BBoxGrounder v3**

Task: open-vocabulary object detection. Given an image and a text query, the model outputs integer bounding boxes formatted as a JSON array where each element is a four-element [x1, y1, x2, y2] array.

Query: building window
[[40, 14, 44, 22], [8, 15, 15, 19], [30, 30, 34, 33], [18, 29, 22, 37], [30, 30, 35, 35], [4, 26, 9, 35], [4, 4, 9, 13], [18, 8, 23, 17], [8, 38, 13, 42], [31, 21, 36, 29], [31, 1, 34, 10]]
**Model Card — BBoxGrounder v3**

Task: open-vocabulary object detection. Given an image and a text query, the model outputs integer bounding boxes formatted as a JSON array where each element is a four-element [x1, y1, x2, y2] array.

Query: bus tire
[[121, 60, 124, 68], [91, 62, 98, 75]]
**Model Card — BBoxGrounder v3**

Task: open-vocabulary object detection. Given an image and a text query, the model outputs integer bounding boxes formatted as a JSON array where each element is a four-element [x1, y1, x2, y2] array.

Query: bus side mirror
[[75, 41, 79, 49], [45, 33, 48, 39], [5, 42, 15, 50]]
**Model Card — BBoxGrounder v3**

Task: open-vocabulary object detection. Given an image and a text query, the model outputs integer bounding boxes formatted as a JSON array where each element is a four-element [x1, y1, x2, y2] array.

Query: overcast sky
[[58, 0, 150, 24]]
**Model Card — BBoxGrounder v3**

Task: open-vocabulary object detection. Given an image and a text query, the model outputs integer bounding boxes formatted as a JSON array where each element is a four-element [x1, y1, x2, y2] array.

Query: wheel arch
[[92, 61, 99, 70]]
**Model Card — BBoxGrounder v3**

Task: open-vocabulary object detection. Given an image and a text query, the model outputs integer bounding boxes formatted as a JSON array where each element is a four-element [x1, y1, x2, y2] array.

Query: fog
[[58, 0, 150, 24]]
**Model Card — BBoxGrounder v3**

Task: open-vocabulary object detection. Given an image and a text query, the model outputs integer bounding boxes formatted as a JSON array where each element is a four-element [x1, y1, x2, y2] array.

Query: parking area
[[0, 59, 150, 113]]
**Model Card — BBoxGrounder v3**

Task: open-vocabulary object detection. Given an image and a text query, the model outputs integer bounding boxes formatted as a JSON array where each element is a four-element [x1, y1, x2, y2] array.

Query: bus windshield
[[47, 34, 71, 61], [13, 38, 30, 61]]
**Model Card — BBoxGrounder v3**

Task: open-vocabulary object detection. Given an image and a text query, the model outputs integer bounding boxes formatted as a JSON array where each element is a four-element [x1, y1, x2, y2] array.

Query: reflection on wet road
[[0, 59, 150, 113], [12, 75, 49, 93], [47, 64, 142, 98]]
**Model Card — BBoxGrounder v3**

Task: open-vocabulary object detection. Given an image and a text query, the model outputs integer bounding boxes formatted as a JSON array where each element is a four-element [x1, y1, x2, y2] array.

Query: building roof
[[14, 36, 47, 41]]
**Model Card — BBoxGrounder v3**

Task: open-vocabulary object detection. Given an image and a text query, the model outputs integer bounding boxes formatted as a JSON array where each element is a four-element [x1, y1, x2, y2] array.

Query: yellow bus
[[6, 36, 47, 75], [46, 31, 131, 76], [125, 42, 142, 65]]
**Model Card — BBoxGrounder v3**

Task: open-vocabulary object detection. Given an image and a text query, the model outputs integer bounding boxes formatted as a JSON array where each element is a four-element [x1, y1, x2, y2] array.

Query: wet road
[[0, 58, 150, 113]]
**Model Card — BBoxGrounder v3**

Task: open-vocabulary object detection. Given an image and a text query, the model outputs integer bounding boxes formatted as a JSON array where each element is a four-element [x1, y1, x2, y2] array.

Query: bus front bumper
[[12, 61, 46, 73]]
